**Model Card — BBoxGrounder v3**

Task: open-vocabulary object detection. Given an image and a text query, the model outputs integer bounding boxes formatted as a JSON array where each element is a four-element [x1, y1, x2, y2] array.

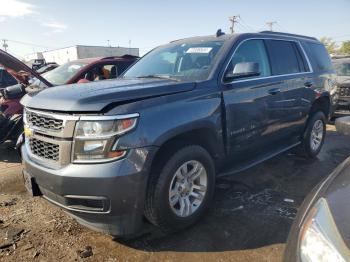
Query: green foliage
[[320, 37, 338, 54], [340, 41, 350, 55]]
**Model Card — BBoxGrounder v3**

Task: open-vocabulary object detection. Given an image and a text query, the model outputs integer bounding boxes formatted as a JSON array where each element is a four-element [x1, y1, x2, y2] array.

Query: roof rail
[[259, 31, 318, 41]]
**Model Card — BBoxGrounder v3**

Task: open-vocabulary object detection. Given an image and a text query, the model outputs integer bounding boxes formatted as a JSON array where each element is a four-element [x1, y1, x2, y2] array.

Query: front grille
[[27, 111, 64, 131], [29, 138, 59, 161], [339, 87, 350, 97]]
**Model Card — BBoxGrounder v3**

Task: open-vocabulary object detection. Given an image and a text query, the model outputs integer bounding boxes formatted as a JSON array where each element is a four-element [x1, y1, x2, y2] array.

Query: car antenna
[[216, 29, 225, 37]]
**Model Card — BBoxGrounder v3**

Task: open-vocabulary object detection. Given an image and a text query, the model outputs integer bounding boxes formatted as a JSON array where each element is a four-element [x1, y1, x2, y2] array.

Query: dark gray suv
[[21, 31, 337, 236]]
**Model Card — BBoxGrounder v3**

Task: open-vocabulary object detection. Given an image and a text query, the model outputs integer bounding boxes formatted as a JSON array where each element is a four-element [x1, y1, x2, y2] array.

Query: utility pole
[[2, 39, 8, 52], [229, 15, 240, 34], [266, 21, 277, 31], [107, 40, 111, 47]]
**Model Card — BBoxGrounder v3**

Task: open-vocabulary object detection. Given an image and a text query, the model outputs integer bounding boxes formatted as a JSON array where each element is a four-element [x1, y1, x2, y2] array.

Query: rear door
[[265, 39, 313, 139], [221, 39, 286, 157]]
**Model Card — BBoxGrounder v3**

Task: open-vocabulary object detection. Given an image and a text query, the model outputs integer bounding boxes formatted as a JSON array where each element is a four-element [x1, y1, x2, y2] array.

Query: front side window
[[224, 39, 271, 82], [266, 40, 304, 75], [123, 40, 225, 81]]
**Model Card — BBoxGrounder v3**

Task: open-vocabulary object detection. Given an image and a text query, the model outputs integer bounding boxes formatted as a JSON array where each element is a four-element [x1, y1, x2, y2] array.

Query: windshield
[[42, 61, 88, 85], [333, 61, 350, 76], [123, 40, 225, 81]]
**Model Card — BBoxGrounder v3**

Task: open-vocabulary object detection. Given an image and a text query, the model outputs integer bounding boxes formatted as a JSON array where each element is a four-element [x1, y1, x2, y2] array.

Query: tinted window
[[0, 69, 17, 86], [306, 43, 333, 72], [225, 39, 271, 81], [3, 71, 17, 85], [266, 40, 303, 75]]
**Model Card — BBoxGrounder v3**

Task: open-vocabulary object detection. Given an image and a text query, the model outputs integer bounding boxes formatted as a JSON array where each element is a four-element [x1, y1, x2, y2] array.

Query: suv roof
[[258, 31, 318, 41], [170, 31, 319, 45]]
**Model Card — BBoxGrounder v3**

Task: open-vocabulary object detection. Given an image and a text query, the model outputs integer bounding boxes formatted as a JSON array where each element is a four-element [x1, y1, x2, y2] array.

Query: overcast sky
[[0, 0, 349, 58]]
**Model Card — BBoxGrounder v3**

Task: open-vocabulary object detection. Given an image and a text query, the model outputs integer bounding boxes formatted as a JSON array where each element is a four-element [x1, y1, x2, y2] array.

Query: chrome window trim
[[221, 37, 314, 85]]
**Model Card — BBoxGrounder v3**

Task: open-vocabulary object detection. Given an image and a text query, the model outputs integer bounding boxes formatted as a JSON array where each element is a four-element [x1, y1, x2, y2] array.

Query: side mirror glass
[[225, 62, 260, 81]]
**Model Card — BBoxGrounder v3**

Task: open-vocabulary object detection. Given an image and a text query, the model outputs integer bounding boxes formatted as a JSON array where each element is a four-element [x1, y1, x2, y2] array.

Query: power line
[[238, 17, 258, 32], [5, 39, 56, 49]]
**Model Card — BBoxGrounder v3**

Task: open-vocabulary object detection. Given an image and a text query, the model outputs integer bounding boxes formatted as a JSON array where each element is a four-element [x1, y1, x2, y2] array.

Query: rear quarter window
[[305, 42, 333, 73]]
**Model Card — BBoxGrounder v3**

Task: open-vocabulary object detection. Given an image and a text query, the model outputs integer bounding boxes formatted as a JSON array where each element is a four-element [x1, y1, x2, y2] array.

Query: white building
[[23, 52, 44, 62], [40, 45, 139, 65]]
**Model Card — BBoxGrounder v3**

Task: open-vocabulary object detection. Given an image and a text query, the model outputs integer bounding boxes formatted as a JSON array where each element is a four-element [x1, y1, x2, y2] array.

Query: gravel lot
[[1, 125, 349, 262]]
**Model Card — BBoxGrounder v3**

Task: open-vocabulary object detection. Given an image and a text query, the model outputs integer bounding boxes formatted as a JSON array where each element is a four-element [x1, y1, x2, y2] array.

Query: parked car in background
[[31, 59, 46, 70], [0, 51, 52, 145], [333, 56, 350, 117], [36, 63, 59, 74], [284, 116, 350, 262], [0, 67, 18, 89], [21, 31, 337, 237], [0, 50, 138, 144], [31, 55, 138, 88]]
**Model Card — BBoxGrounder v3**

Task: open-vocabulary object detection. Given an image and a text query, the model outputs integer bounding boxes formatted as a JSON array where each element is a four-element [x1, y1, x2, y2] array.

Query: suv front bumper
[[334, 96, 350, 117], [21, 146, 157, 236]]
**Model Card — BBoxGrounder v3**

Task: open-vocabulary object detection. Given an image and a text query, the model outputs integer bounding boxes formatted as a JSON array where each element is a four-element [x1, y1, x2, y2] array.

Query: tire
[[299, 111, 326, 158], [145, 145, 215, 232]]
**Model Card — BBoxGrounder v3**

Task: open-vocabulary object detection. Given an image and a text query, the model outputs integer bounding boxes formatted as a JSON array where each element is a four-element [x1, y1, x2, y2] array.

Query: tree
[[320, 37, 338, 54], [340, 41, 350, 55]]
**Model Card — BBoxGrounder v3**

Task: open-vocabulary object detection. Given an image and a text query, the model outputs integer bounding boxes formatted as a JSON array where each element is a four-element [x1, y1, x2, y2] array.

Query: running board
[[218, 142, 301, 177]]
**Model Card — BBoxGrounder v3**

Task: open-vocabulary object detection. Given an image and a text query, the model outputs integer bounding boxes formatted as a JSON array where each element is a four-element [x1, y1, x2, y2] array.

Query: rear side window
[[265, 40, 305, 75], [305, 43, 333, 72]]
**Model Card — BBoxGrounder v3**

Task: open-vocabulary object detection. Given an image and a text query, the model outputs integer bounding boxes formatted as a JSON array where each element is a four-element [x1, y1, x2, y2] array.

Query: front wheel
[[299, 111, 326, 158], [145, 145, 215, 232]]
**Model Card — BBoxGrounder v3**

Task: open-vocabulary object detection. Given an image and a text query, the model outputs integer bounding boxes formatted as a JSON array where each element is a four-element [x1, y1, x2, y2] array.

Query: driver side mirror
[[225, 62, 260, 81]]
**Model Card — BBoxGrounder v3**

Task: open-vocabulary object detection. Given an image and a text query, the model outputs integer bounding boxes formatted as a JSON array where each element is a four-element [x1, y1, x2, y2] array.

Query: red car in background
[[1, 53, 138, 117], [0, 50, 138, 144]]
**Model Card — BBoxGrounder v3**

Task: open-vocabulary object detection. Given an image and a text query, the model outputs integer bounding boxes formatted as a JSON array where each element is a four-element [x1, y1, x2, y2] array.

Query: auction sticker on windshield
[[186, 47, 213, 53]]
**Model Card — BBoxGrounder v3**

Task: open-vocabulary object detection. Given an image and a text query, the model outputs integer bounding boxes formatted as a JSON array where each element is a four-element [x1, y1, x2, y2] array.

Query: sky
[[0, 0, 349, 59]]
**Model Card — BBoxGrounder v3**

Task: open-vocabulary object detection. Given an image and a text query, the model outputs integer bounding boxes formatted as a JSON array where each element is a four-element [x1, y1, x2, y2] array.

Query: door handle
[[268, 88, 281, 95], [304, 81, 314, 88]]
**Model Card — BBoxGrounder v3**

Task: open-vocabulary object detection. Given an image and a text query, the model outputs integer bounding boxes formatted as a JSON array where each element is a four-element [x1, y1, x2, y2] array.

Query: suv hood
[[21, 78, 195, 112], [0, 50, 52, 87], [336, 76, 350, 88]]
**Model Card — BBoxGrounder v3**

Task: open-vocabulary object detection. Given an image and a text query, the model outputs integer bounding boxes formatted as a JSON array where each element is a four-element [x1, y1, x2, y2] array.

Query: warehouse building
[[30, 45, 139, 65]]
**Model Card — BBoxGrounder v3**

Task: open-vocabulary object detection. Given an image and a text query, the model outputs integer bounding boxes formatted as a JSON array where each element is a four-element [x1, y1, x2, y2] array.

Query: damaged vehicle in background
[[36, 63, 59, 74], [284, 116, 350, 262], [0, 50, 138, 145], [21, 31, 336, 237], [333, 56, 350, 117]]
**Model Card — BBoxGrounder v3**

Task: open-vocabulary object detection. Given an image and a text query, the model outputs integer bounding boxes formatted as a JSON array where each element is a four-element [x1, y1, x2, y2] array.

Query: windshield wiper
[[136, 74, 179, 81]]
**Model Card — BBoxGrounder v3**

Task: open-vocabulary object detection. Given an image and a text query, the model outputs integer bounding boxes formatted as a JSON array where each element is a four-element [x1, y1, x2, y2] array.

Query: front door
[[221, 39, 285, 157]]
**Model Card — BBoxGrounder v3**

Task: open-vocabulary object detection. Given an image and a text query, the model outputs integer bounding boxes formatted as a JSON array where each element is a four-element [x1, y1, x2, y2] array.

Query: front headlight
[[73, 115, 138, 163], [299, 198, 347, 262]]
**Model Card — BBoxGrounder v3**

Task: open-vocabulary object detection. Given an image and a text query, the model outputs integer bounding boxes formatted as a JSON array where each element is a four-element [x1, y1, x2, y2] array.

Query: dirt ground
[[1, 125, 350, 262]]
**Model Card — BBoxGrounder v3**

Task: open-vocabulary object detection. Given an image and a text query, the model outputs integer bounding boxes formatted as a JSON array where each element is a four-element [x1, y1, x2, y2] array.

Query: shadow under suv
[[20, 31, 337, 236]]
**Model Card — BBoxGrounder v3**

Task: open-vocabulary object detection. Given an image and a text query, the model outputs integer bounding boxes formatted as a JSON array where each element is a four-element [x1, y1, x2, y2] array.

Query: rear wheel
[[299, 111, 326, 158], [145, 145, 215, 232]]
